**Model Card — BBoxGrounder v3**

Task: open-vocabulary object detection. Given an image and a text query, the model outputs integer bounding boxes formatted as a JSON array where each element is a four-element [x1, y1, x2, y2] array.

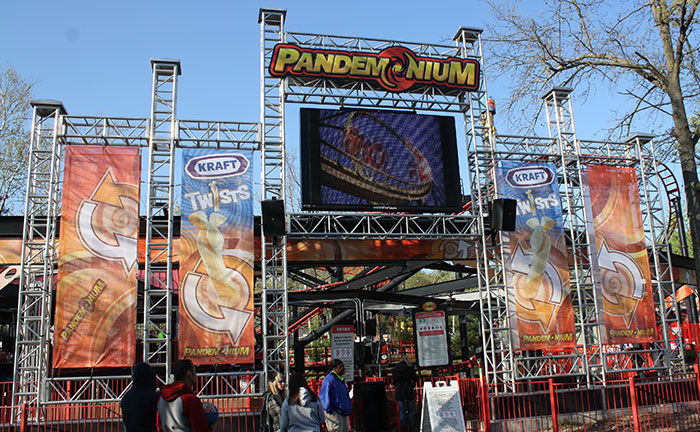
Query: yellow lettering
[[366, 58, 389, 77], [314, 53, 334, 74], [432, 61, 449, 82], [424, 62, 433, 80], [406, 57, 425, 80], [350, 56, 369, 76], [272, 47, 300, 73], [449, 61, 475, 86], [293, 52, 314, 73], [333, 55, 352, 74]]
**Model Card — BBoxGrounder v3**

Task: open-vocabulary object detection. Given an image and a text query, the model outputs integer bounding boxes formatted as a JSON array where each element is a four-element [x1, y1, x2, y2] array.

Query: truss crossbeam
[[288, 213, 478, 239]]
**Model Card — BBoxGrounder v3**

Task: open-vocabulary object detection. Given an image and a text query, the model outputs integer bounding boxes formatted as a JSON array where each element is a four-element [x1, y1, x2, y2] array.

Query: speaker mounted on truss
[[262, 199, 286, 237], [490, 198, 517, 232]]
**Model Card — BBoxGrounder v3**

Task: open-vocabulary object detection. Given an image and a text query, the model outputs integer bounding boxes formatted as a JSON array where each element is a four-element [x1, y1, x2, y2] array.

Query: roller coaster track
[[655, 160, 681, 242]]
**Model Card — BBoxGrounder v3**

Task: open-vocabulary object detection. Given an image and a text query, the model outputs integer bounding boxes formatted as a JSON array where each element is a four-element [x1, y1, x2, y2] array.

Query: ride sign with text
[[269, 44, 480, 93], [54, 146, 140, 368], [584, 165, 656, 344], [179, 149, 255, 364], [496, 162, 575, 350]]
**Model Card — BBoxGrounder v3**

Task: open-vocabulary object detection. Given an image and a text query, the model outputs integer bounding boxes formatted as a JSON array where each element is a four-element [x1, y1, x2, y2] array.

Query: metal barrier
[[1, 371, 699, 431]]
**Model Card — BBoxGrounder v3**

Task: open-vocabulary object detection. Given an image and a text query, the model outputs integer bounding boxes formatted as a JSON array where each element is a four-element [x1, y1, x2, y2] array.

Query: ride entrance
[[5, 6, 696, 430]]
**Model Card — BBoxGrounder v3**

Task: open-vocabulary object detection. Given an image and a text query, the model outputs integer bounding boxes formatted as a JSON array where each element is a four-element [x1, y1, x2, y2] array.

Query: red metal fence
[[3, 369, 700, 431]]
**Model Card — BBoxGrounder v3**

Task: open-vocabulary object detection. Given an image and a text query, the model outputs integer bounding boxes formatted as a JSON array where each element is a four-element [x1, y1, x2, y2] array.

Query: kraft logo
[[185, 154, 249, 179], [505, 166, 555, 188]]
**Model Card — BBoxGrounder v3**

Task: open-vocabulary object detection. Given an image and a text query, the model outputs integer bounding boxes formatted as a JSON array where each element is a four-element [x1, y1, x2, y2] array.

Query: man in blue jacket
[[320, 359, 352, 432]]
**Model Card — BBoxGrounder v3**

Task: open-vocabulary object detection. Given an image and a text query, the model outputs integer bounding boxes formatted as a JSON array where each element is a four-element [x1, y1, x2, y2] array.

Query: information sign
[[331, 325, 355, 382], [420, 381, 466, 432], [414, 308, 449, 367]]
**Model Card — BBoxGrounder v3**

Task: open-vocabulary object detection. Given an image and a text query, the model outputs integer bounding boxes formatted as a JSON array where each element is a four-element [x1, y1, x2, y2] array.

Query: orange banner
[[586, 165, 656, 344], [53, 146, 140, 368], [179, 149, 255, 364]]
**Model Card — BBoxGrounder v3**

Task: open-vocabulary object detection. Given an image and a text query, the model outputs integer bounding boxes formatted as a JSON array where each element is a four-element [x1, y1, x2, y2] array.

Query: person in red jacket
[[157, 359, 209, 432]]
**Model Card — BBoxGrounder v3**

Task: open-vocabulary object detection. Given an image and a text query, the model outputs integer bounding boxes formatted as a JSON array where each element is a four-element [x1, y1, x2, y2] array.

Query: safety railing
[[1, 369, 700, 431]]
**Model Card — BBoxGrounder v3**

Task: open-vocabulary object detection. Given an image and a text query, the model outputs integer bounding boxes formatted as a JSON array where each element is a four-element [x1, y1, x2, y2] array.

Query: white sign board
[[420, 381, 466, 432], [331, 325, 354, 382], [415, 310, 449, 367]]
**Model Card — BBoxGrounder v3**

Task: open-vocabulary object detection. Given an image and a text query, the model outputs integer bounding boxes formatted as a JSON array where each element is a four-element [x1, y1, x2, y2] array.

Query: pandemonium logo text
[[269, 44, 480, 93], [505, 166, 555, 189], [185, 154, 250, 179]]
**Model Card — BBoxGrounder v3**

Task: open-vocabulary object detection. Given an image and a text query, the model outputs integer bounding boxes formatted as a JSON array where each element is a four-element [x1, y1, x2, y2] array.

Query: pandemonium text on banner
[[54, 146, 140, 368], [179, 149, 255, 364], [495, 162, 575, 350], [584, 165, 656, 344]]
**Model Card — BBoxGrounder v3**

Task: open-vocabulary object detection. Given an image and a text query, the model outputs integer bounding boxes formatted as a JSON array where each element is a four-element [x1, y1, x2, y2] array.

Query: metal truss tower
[[143, 59, 180, 374], [13, 60, 263, 406], [12, 101, 66, 411], [259, 10, 485, 382], [259, 8, 290, 384], [472, 84, 683, 387]]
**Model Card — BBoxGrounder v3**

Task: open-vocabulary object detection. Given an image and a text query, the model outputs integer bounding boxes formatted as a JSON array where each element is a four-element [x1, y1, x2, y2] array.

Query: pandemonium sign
[[269, 44, 480, 93]]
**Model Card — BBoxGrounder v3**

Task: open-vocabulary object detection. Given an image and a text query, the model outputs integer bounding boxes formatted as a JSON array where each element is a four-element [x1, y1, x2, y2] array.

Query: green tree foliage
[[0, 66, 33, 215]]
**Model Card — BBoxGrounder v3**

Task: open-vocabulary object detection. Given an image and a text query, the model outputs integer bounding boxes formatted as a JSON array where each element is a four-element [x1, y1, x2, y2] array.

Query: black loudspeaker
[[491, 198, 517, 232], [262, 199, 286, 237], [365, 319, 377, 337]]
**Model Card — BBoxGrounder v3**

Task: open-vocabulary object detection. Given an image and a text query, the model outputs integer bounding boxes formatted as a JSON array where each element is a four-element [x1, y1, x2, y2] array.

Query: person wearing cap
[[121, 362, 159, 432]]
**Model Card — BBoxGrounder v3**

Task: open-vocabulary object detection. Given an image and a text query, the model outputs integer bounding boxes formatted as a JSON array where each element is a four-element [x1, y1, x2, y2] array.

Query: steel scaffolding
[[13, 60, 263, 406], [11, 8, 685, 411], [259, 9, 487, 383], [12, 101, 66, 411], [472, 86, 682, 387]]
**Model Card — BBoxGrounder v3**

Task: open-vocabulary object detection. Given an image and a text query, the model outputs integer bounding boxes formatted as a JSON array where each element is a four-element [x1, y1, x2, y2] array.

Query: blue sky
[[1, 1, 681, 216], [2, 1, 494, 121]]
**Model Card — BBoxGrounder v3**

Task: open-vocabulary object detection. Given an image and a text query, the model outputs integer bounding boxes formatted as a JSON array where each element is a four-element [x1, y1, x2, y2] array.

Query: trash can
[[360, 381, 387, 432]]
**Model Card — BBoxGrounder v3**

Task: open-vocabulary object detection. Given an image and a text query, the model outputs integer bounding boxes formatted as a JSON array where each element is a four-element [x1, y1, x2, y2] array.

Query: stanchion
[[548, 378, 558, 432], [479, 374, 490, 432], [628, 376, 641, 432], [20, 403, 27, 432]]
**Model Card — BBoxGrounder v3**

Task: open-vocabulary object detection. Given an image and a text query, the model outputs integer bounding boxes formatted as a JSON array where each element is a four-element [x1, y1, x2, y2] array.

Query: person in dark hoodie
[[280, 373, 325, 432], [121, 362, 159, 432], [157, 359, 209, 432], [392, 357, 418, 432]]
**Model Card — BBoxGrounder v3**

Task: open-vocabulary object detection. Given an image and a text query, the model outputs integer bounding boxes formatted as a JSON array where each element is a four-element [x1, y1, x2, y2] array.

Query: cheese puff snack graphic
[[189, 211, 244, 309], [521, 216, 555, 300]]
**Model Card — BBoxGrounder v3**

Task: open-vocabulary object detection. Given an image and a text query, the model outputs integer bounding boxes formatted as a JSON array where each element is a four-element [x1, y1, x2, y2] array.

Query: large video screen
[[301, 108, 461, 213]]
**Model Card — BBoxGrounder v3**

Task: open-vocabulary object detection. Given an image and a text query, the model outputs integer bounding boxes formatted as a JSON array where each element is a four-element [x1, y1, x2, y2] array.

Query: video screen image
[[301, 108, 460, 212]]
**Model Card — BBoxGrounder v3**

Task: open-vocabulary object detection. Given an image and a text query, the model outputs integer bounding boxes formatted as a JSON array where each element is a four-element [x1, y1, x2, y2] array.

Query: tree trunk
[[651, 0, 700, 296], [663, 82, 700, 295]]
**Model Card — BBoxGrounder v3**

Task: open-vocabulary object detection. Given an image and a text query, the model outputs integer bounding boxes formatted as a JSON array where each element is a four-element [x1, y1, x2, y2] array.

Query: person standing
[[393, 358, 418, 432], [157, 359, 209, 432], [280, 373, 325, 432], [261, 371, 286, 432], [121, 362, 159, 432], [319, 359, 352, 432]]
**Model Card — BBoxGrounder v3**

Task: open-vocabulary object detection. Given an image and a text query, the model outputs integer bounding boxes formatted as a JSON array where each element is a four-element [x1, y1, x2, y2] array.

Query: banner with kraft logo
[[584, 165, 656, 344], [180, 149, 254, 364], [496, 162, 575, 350], [54, 146, 140, 368]]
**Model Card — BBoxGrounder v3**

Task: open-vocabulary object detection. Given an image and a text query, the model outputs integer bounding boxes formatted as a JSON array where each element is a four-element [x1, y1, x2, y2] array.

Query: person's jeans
[[397, 399, 415, 431]]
